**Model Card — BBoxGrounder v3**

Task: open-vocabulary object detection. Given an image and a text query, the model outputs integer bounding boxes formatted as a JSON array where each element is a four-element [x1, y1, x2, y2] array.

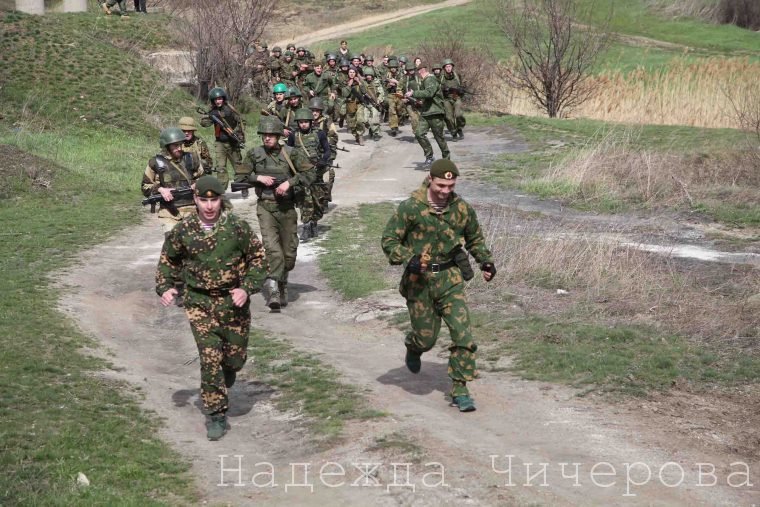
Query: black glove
[[407, 255, 423, 275], [481, 262, 497, 280]]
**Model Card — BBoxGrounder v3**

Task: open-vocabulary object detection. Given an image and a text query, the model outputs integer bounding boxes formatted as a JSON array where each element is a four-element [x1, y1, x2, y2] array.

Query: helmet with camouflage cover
[[308, 97, 325, 110], [387, 59, 399, 68], [398, 55, 408, 64], [442, 58, 454, 67], [288, 87, 302, 98], [294, 108, 312, 122], [208, 87, 227, 102], [405, 61, 416, 72], [432, 62, 442, 70], [284, 50, 294, 58], [272, 46, 282, 52], [326, 53, 337, 62], [296, 46, 305, 52], [261, 42, 268, 49], [365, 55, 374, 62], [159, 127, 185, 148], [178, 116, 197, 131], [257, 116, 284, 135], [363, 67, 376, 77], [287, 43, 296, 50], [339, 58, 350, 68], [272, 82, 288, 94]]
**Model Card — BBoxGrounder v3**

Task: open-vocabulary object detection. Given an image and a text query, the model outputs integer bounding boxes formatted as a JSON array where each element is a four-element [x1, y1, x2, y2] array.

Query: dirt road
[[57, 121, 758, 505]]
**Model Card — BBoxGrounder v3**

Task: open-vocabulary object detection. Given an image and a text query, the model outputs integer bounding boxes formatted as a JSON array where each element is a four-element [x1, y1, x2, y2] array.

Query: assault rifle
[[444, 86, 476, 99], [197, 107, 245, 149], [361, 92, 384, 112], [230, 178, 288, 193], [142, 187, 194, 215], [335, 145, 350, 153]]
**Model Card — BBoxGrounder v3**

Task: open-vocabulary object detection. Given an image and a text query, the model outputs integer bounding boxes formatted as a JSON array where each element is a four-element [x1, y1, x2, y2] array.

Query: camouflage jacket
[[440, 71, 463, 99], [381, 180, 493, 267], [314, 115, 339, 162], [303, 71, 333, 99], [183, 135, 213, 171], [141, 151, 203, 208], [411, 74, 445, 117], [155, 212, 267, 296]]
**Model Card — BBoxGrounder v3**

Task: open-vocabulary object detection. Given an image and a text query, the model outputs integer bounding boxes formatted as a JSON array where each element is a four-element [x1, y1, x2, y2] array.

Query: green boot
[[207, 413, 228, 441], [451, 395, 476, 412]]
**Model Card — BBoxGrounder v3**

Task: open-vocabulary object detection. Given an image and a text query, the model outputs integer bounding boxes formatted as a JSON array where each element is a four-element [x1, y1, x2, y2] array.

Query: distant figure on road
[[381, 160, 496, 412], [155, 176, 267, 441]]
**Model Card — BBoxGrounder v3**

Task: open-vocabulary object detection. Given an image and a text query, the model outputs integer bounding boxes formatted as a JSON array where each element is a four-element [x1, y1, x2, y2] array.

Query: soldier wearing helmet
[[266, 82, 290, 124], [179, 116, 213, 177], [333, 58, 352, 127], [282, 87, 304, 137], [341, 66, 368, 145], [234, 116, 315, 310], [141, 127, 204, 231], [199, 87, 245, 190], [440, 58, 466, 140], [432, 62, 442, 78], [308, 97, 339, 205], [281, 51, 298, 87], [384, 59, 404, 137], [362, 67, 385, 142], [286, 108, 331, 241]]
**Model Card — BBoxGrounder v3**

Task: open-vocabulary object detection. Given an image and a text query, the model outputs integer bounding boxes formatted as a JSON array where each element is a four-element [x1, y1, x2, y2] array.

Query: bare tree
[[175, 0, 275, 104], [498, 0, 611, 118]]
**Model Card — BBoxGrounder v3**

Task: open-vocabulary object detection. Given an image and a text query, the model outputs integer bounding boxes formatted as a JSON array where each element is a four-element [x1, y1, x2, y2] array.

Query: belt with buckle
[[191, 287, 232, 297], [428, 259, 456, 273]]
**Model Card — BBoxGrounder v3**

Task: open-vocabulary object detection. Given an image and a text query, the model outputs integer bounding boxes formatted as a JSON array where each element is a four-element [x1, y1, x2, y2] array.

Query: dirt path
[[57, 121, 758, 505], [271, 0, 471, 49]]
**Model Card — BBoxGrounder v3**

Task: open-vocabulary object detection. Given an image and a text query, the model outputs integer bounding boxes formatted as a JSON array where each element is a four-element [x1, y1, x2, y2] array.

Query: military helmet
[[363, 67, 376, 77], [284, 50, 294, 57], [261, 42, 268, 49], [326, 53, 337, 61], [442, 58, 454, 66], [272, 82, 288, 94], [294, 108, 312, 122], [387, 59, 399, 68], [405, 61, 416, 71], [178, 116, 197, 131], [339, 58, 350, 67], [159, 127, 185, 148], [308, 97, 325, 110], [398, 55, 408, 64], [366, 55, 374, 61], [432, 62, 442, 70], [272, 46, 281, 52], [288, 87, 302, 98], [296, 46, 305, 52], [257, 116, 284, 135], [287, 43, 296, 50], [208, 87, 227, 102]]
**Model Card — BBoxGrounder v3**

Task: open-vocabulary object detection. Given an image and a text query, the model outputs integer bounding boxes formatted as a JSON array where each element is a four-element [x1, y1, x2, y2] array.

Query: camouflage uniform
[[287, 127, 331, 227], [403, 71, 422, 133], [381, 179, 493, 398], [313, 113, 339, 202], [364, 76, 385, 140], [342, 76, 367, 141], [384, 64, 404, 132], [200, 103, 245, 189], [141, 150, 203, 230], [235, 144, 314, 284], [155, 211, 267, 415], [411, 72, 449, 161], [183, 135, 213, 175]]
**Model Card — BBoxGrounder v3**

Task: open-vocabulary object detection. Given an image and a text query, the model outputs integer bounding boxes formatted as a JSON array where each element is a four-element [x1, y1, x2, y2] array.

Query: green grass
[[312, 0, 760, 75], [0, 128, 197, 504], [247, 330, 384, 441], [318, 203, 397, 299], [478, 315, 760, 396]]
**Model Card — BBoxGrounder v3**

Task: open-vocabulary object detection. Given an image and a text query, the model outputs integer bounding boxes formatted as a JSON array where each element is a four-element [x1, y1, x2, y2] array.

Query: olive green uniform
[[155, 212, 267, 415], [411, 74, 449, 160], [235, 145, 314, 283], [287, 127, 331, 225], [441, 70, 467, 136], [381, 180, 492, 397], [200, 103, 245, 189]]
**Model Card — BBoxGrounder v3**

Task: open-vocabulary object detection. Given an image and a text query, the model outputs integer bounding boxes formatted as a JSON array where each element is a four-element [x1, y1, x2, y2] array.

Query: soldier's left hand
[[275, 180, 291, 196], [481, 262, 497, 282], [160, 288, 178, 306], [230, 288, 249, 307]]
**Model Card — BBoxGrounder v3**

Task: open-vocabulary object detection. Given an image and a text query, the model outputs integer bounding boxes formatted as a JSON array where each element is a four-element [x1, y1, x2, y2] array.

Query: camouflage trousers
[[388, 95, 405, 129], [256, 200, 298, 283], [299, 183, 327, 223], [365, 105, 382, 138], [105, 0, 128, 13], [401, 267, 477, 397], [415, 113, 450, 160], [214, 141, 242, 189], [405, 105, 420, 133], [185, 290, 251, 415], [346, 102, 365, 136], [443, 97, 466, 133]]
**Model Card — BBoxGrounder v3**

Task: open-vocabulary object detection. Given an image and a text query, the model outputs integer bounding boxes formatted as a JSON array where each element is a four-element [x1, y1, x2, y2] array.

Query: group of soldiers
[[248, 40, 469, 165], [142, 41, 494, 442]]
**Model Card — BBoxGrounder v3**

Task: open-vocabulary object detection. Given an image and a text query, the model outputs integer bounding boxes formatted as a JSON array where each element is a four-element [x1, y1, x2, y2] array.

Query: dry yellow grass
[[490, 57, 760, 129]]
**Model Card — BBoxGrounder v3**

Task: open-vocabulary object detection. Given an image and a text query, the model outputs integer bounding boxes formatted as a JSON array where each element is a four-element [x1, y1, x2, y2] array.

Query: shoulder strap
[[296, 132, 311, 159], [279, 147, 298, 177]]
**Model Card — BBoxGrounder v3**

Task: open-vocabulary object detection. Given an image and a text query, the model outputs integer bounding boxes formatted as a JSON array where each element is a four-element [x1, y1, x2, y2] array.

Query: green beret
[[195, 175, 225, 197], [429, 159, 459, 179]]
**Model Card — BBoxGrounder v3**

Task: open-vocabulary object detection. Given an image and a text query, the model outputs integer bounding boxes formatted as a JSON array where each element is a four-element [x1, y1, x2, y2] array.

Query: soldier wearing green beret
[[156, 175, 268, 440], [235, 116, 315, 310], [381, 160, 496, 412]]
